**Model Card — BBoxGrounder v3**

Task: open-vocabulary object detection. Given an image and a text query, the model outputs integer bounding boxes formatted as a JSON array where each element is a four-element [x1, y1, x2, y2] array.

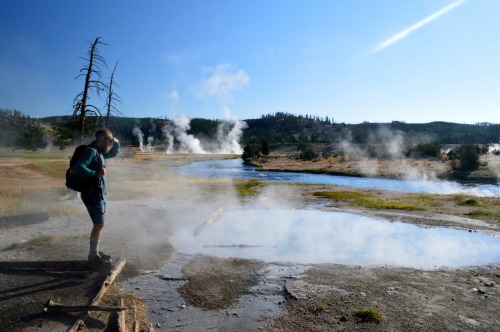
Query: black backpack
[[65, 145, 102, 194]]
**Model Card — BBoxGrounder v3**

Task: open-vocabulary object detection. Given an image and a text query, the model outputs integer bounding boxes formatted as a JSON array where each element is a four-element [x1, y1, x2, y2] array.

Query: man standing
[[75, 128, 120, 264]]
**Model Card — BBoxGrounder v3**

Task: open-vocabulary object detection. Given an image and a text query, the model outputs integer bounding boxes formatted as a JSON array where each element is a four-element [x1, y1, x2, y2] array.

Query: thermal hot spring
[[172, 209, 500, 269]]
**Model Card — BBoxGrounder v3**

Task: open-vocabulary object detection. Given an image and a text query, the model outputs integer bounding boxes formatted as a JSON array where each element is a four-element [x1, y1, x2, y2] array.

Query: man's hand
[[97, 168, 107, 177]]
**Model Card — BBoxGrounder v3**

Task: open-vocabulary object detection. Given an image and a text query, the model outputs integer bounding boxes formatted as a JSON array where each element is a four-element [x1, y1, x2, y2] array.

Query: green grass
[[411, 194, 443, 207], [457, 197, 481, 206], [29, 161, 68, 178], [3, 235, 57, 251], [313, 191, 424, 211], [316, 301, 327, 312], [234, 179, 262, 196], [352, 198, 423, 210], [355, 307, 383, 324], [0, 150, 69, 160], [26, 235, 57, 245]]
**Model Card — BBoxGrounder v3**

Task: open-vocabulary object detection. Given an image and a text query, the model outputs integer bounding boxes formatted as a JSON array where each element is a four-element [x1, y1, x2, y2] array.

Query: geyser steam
[[162, 115, 206, 154], [161, 113, 247, 154], [132, 127, 145, 152], [216, 107, 248, 154]]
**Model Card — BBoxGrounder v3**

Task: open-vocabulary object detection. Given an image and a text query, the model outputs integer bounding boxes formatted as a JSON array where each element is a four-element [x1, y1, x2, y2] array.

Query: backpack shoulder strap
[[87, 147, 104, 167]]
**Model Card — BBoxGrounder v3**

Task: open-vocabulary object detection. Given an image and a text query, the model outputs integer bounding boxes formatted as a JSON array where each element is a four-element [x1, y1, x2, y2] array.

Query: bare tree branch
[[73, 37, 109, 139], [105, 60, 123, 128]]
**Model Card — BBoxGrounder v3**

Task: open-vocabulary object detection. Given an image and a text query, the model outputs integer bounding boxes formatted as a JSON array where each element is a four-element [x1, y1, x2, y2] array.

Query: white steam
[[488, 144, 500, 154], [172, 116, 206, 154], [161, 116, 206, 154], [162, 123, 175, 154], [132, 127, 145, 152], [146, 136, 155, 152], [216, 107, 248, 154], [377, 126, 405, 158], [338, 126, 439, 181], [161, 111, 247, 154]]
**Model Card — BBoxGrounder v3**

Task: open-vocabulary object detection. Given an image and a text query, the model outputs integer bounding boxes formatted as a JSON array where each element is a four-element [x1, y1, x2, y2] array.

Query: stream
[[172, 158, 500, 197]]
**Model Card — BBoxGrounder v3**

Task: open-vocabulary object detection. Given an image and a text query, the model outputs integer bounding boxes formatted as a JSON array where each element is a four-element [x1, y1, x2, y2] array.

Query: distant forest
[[243, 112, 500, 146], [0, 109, 499, 151], [0, 109, 48, 150]]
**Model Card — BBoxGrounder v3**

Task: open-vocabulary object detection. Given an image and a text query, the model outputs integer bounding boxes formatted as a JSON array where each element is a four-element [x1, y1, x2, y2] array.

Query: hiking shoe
[[98, 251, 113, 264], [88, 254, 102, 269]]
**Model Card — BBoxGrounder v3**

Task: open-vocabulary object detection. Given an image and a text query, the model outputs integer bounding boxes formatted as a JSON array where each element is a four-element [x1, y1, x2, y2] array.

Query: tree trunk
[[106, 61, 118, 128], [79, 37, 100, 137]]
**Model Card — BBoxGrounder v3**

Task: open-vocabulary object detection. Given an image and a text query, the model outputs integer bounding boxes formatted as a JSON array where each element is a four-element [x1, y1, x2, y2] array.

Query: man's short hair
[[95, 128, 113, 140]]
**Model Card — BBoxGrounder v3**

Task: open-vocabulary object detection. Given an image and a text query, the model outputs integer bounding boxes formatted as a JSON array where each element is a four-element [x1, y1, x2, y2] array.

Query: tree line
[[0, 109, 48, 150], [243, 112, 500, 146], [3, 111, 498, 153]]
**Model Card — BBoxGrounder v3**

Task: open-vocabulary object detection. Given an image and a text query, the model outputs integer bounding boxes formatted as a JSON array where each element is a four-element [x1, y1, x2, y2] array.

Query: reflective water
[[172, 209, 500, 268], [173, 158, 500, 196]]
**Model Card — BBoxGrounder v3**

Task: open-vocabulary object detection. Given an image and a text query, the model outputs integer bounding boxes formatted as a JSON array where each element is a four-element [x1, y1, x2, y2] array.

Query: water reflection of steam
[[172, 209, 500, 268]]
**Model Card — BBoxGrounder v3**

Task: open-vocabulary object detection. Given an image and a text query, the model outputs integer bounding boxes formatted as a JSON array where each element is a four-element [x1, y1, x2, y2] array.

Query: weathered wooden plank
[[69, 257, 127, 332], [194, 207, 223, 236], [133, 300, 139, 332], [0, 260, 90, 270], [117, 299, 126, 332], [43, 298, 125, 313]]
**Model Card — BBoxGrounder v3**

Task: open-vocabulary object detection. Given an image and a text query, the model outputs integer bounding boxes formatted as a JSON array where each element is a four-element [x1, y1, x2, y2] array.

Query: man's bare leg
[[89, 224, 104, 261]]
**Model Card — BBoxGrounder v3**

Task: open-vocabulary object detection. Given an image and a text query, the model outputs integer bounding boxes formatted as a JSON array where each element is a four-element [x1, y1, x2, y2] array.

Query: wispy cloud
[[161, 88, 179, 100], [195, 64, 250, 101], [369, 0, 467, 55], [163, 50, 199, 65]]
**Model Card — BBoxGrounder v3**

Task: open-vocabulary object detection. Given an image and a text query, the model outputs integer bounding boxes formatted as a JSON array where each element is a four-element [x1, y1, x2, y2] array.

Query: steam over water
[[173, 158, 500, 197], [172, 209, 500, 268], [170, 158, 500, 267]]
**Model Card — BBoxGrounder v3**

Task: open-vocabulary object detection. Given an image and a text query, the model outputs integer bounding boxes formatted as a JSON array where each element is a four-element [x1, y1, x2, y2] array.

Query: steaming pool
[[173, 158, 500, 196], [172, 209, 500, 268]]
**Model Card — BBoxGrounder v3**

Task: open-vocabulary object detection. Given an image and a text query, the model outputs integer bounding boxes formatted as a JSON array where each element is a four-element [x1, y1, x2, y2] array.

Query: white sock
[[89, 239, 100, 258]]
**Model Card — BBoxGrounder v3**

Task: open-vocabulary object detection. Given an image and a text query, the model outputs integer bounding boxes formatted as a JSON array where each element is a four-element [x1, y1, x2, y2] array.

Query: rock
[[472, 288, 485, 294], [388, 286, 398, 295], [459, 315, 480, 327]]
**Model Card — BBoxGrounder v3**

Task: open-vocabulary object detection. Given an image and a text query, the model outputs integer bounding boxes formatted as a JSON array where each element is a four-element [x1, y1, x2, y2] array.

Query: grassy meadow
[[0, 148, 252, 218], [1, 148, 500, 221]]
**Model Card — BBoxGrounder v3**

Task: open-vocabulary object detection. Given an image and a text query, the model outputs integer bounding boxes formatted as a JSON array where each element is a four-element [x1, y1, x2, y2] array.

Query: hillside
[[41, 113, 499, 147], [243, 113, 500, 146], [1, 109, 498, 150]]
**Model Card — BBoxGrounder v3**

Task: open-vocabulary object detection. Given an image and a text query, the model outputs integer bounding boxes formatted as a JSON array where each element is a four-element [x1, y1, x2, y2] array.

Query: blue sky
[[1, 0, 499, 124]]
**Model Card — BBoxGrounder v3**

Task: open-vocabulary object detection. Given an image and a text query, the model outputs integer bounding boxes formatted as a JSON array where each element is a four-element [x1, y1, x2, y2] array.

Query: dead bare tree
[[105, 60, 123, 128], [73, 37, 108, 139]]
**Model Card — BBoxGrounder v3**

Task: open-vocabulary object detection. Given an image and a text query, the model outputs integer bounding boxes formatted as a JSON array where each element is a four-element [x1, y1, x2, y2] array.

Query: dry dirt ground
[[1, 152, 500, 331]]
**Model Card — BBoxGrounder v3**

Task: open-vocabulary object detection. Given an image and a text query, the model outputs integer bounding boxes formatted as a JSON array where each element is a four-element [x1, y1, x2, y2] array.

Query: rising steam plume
[[164, 115, 206, 154], [215, 107, 248, 154], [132, 126, 145, 152], [161, 114, 247, 154]]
